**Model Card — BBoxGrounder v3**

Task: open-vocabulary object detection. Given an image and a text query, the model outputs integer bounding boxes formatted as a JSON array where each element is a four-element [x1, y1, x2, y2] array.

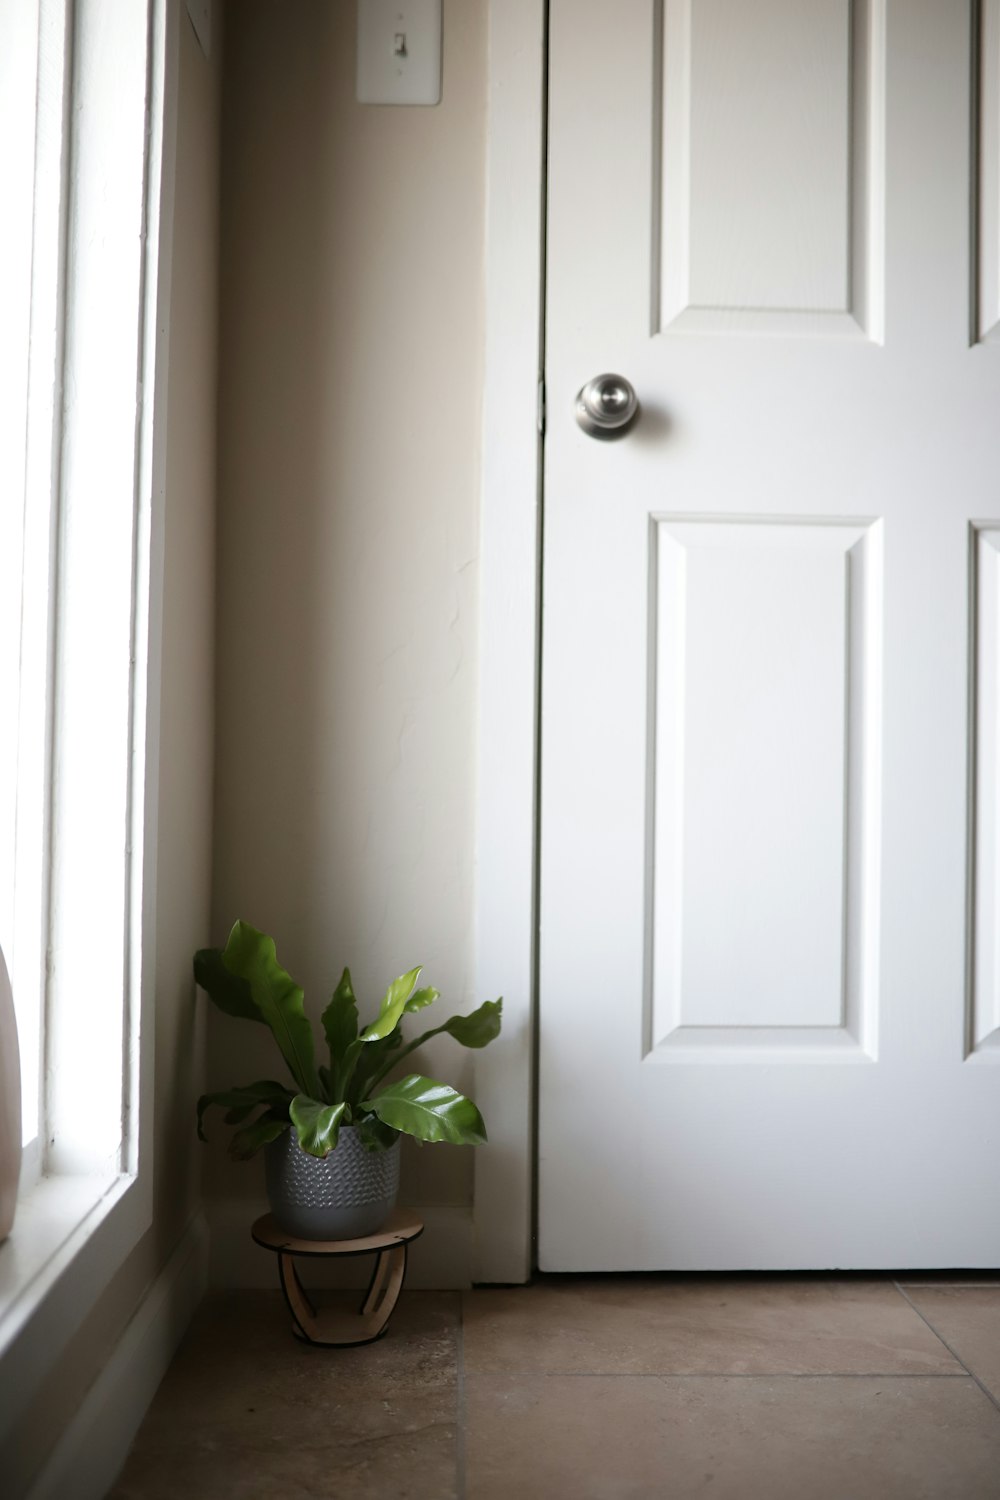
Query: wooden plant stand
[[251, 1207, 424, 1347]]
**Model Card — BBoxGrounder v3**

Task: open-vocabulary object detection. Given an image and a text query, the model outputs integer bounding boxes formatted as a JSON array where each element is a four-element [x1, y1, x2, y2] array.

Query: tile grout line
[[460, 1369, 973, 1381], [897, 1280, 1000, 1289], [891, 1279, 1000, 1417], [456, 1293, 467, 1500]]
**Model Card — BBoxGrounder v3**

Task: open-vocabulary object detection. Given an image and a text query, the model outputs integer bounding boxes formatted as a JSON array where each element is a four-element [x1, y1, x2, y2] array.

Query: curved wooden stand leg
[[278, 1253, 314, 1342], [291, 1260, 316, 1316], [361, 1245, 407, 1322], [278, 1245, 408, 1348]]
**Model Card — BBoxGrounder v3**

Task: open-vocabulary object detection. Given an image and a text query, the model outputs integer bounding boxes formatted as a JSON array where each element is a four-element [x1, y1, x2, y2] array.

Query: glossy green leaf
[[362, 998, 504, 1098], [229, 1111, 289, 1160], [353, 1112, 400, 1153], [196, 1080, 293, 1142], [193, 947, 264, 1025], [323, 968, 363, 1101], [289, 1095, 348, 1157], [346, 1027, 401, 1104], [221, 921, 319, 1096], [332, 1037, 367, 1103], [321, 968, 359, 1063], [441, 998, 503, 1049], [405, 985, 439, 1014], [360, 965, 422, 1042], [363, 1074, 487, 1145], [224, 1103, 256, 1126]]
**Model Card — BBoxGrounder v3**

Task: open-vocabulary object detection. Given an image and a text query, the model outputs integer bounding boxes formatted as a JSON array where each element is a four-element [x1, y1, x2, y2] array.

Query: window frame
[[0, 0, 178, 1439]]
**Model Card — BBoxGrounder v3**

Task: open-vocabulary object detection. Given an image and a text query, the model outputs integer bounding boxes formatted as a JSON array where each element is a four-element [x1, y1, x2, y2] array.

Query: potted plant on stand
[[194, 921, 501, 1240]]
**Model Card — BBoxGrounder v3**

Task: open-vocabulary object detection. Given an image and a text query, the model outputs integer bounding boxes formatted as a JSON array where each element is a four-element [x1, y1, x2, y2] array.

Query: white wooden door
[[539, 0, 1000, 1269]]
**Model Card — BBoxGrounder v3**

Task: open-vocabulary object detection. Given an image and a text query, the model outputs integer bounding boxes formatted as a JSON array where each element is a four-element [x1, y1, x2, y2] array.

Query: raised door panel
[[970, 525, 1000, 1055], [659, 0, 885, 336], [978, 0, 1000, 341], [650, 518, 883, 1058]]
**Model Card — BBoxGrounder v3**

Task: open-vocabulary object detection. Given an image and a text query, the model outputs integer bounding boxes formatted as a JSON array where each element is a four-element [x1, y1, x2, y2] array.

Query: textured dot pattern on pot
[[265, 1126, 401, 1241]]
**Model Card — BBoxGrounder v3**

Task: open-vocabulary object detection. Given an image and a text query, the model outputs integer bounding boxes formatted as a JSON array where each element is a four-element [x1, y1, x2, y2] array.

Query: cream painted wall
[[4, 13, 220, 1493], [209, 0, 487, 1218]]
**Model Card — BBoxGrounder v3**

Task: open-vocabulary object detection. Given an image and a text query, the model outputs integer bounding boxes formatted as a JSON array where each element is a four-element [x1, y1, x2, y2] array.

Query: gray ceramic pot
[[265, 1125, 400, 1241]]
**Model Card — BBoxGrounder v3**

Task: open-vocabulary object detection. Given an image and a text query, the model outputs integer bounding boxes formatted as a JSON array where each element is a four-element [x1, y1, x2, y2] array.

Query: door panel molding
[[969, 523, 1000, 1058], [977, 0, 1000, 342], [646, 516, 883, 1062], [656, 0, 886, 339]]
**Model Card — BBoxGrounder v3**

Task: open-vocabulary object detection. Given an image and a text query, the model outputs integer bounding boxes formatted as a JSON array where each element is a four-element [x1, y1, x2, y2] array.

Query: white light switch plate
[[357, 0, 442, 106]]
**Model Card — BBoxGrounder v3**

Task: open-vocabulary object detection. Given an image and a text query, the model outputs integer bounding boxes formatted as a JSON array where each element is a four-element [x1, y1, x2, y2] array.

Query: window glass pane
[[0, 1, 42, 1149]]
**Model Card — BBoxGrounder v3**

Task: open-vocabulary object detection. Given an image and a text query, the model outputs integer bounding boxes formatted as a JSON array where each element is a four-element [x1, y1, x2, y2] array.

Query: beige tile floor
[[109, 1274, 1000, 1499]]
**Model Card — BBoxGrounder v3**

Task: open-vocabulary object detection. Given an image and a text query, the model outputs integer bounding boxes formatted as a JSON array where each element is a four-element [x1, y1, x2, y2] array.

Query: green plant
[[194, 920, 501, 1160]]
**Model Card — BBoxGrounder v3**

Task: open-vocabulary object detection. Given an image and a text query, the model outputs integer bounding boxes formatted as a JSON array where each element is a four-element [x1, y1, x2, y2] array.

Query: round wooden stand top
[[251, 1206, 424, 1258], [251, 1208, 424, 1347]]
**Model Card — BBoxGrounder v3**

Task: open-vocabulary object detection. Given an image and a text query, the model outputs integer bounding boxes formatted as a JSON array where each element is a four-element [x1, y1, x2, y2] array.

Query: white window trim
[[472, 0, 546, 1284], [0, 0, 177, 1441]]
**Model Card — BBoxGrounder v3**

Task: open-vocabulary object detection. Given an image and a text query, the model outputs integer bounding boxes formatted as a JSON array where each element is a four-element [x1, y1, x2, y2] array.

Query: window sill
[[0, 1172, 121, 1342], [0, 1168, 147, 1454]]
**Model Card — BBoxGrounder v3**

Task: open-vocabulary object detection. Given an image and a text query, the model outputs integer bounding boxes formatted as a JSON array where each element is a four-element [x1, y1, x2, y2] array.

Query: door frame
[[471, 0, 547, 1283]]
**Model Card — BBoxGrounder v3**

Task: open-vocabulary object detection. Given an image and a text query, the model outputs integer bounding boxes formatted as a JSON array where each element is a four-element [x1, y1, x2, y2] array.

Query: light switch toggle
[[356, 0, 442, 106]]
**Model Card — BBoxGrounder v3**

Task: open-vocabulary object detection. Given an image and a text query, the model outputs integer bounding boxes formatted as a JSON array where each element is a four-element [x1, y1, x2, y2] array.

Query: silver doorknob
[[574, 374, 639, 438]]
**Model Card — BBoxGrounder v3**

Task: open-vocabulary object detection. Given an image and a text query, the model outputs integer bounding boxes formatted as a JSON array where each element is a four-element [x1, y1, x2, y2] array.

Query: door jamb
[[471, 0, 547, 1284]]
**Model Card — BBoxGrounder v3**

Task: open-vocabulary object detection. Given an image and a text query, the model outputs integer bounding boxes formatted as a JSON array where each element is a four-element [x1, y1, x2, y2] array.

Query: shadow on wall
[[209, 0, 486, 1213]]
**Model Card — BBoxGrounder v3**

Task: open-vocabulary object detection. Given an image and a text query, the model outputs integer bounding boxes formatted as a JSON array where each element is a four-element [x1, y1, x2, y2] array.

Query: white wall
[[4, 12, 221, 1492], [209, 0, 488, 1232]]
